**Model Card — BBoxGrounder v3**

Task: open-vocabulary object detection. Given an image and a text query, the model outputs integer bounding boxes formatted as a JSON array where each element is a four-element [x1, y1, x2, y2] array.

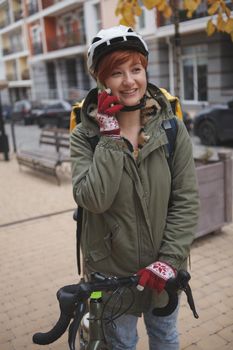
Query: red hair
[[96, 50, 148, 85]]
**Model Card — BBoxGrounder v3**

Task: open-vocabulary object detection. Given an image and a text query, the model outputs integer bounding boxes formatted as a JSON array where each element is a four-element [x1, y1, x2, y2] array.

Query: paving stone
[[196, 333, 228, 349]]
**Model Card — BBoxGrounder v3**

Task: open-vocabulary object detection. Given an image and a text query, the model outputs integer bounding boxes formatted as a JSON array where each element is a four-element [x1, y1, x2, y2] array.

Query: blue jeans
[[104, 306, 179, 350]]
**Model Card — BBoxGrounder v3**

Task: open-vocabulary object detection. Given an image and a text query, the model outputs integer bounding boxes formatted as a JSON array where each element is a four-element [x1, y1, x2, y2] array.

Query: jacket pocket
[[88, 224, 119, 263]]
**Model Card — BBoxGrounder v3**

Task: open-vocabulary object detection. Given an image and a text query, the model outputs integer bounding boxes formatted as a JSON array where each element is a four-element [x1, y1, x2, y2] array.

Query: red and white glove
[[137, 261, 176, 293], [96, 89, 123, 139]]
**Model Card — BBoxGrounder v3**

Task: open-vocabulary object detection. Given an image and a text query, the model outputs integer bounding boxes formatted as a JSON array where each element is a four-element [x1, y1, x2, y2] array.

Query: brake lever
[[68, 301, 87, 350], [183, 283, 199, 319]]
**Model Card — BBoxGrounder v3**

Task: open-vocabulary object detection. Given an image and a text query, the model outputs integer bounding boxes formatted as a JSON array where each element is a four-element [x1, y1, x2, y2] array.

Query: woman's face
[[104, 58, 147, 107]]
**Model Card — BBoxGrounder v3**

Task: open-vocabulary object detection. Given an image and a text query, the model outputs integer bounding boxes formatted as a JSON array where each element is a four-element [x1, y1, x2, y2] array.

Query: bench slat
[[16, 127, 71, 184]]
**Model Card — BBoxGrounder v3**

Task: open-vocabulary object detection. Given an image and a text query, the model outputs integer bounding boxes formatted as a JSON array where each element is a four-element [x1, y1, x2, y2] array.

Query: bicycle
[[33, 270, 198, 350]]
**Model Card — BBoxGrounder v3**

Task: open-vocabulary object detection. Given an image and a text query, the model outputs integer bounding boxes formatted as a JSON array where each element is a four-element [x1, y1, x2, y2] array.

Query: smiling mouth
[[121, 89, 137, 96]]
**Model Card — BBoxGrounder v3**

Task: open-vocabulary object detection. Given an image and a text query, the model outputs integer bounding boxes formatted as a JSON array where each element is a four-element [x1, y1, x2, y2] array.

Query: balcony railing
[[47, 30, 86, 51], [32, 42, 43, 55], [3, 45, 23, 56]]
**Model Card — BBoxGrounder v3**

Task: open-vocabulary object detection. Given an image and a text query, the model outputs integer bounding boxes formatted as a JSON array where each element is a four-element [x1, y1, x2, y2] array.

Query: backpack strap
[[75, 135, 99, 275], [162, 118, 178, 171]]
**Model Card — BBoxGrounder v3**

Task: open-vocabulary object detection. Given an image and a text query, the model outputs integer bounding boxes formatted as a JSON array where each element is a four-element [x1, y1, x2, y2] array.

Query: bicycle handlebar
[[33, 270, 198, 348]]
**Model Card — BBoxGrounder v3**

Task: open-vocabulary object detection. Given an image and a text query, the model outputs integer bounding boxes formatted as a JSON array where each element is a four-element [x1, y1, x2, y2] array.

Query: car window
[[46, 103, 63, 110], [13, 101, 31, 112]]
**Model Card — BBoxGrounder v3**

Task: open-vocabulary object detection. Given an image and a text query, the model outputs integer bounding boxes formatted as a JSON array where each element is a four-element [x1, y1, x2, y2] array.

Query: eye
[[111, 71, 122, 77], [132, 65, 142, 73]]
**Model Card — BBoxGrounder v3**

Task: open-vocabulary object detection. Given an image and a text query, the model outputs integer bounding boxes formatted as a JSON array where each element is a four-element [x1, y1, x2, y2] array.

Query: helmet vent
[[92, 37, 101, 44], [111, 37, 125, 43]]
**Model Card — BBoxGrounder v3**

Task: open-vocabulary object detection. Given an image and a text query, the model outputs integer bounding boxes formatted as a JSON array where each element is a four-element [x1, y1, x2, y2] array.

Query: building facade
[[151, 2, 233, 115], [0, 0, 232, 114]]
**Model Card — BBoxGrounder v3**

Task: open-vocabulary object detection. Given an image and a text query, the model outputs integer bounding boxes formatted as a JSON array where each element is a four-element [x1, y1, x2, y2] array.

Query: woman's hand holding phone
[[96, 89, 124, 139]]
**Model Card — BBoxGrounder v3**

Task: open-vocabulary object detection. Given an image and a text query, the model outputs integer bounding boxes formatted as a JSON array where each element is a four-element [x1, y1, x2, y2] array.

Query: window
[[181, 46, 207, 102], [46, 62, 57, 90], [66, 59, 77, 88]]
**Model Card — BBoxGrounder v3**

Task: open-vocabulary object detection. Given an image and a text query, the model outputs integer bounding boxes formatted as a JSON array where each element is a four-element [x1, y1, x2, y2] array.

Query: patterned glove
[[137, 261, 176, 293], [96, 89, 124, 138]]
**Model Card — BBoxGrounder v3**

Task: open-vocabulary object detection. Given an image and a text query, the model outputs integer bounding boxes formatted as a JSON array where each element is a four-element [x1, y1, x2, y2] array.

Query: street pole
[[171, 0, 181, 98], [0, 81, 9, 161]]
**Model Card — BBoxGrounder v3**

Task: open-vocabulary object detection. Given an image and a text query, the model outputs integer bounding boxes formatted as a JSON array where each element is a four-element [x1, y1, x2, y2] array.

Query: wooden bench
[[16, 127, 70, 184]]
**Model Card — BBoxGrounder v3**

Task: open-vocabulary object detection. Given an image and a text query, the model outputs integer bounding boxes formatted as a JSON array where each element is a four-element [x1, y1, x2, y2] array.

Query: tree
[[115, 0, 233, 40], [115, 0, 233, 96]]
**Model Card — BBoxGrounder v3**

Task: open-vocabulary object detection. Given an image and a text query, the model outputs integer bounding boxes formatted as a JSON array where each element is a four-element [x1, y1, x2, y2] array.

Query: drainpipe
[[166, 36, 175, 96]]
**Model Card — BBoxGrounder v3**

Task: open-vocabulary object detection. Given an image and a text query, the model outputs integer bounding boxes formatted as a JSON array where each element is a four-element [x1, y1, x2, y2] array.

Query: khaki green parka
[[70, 83, 200, 316]]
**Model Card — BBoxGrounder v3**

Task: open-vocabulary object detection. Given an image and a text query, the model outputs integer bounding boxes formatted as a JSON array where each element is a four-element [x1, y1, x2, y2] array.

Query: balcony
[[2, 44, 23, 56], [47, 30, 85, 51], [32, 42, 43, 55]]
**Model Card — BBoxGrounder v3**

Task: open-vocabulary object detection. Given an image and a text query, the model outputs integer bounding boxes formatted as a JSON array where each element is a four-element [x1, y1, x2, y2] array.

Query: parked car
[[193, 100, 233, 145], [11, 100, 34, 125], [33, 100, 72, 128], [183, 110, 193, 133]]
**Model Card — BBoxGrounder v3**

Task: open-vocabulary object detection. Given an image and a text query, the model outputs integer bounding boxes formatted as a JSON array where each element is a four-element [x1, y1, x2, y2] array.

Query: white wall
[[84, 0, 102, 45], [101, 0, 119, 28]]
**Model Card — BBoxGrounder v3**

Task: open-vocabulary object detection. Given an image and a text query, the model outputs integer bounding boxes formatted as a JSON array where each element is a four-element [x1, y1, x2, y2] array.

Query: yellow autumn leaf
[[187, 10, 193, 18], [115, 8, 120, 16], [217, 13, 225, 32], [115, 0, 125, 16], [119, 17, 132, 26], [184, 0, 199, 12], [208, 1, 220, 15], [223, 17, 233, 33], [220, 2, 231, 18], [134, 4, 143, 16], [163, 4, 172, 18], [158, 1, 166, 12], [206, 18, 216, 36], [142, 0, 162, 10]]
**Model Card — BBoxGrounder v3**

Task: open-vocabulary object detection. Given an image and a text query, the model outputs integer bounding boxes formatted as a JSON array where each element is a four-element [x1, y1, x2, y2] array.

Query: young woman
[[70, 25, 199, 350]]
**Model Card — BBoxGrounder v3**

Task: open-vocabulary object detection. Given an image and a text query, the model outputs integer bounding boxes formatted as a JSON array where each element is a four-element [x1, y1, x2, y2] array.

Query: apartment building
[[0, 0, 104, 104], [0, 0, 30, 103], [0, 0, 232, 113]]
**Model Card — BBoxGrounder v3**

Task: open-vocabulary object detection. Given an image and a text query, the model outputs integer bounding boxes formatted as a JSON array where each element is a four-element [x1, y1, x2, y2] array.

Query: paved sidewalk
[[0, 155, 233, 350]]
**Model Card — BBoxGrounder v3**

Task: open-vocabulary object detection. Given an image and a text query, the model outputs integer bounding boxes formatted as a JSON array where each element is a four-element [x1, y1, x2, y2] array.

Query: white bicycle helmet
[[87, 25, 148, 75]]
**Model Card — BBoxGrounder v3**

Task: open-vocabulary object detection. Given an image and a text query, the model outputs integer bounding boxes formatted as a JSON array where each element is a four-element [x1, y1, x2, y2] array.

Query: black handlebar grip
[[152, 270, 191, 317], [32, 313, 71, 345], [152, 291, 178, 317]]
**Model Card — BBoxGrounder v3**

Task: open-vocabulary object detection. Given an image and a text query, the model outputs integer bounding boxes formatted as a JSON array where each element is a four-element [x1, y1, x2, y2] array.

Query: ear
[[97, 79, 106, 92]]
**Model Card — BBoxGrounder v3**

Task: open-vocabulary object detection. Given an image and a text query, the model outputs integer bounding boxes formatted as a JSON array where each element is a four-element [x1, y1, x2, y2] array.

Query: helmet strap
[[121, 94, 146, 112]]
